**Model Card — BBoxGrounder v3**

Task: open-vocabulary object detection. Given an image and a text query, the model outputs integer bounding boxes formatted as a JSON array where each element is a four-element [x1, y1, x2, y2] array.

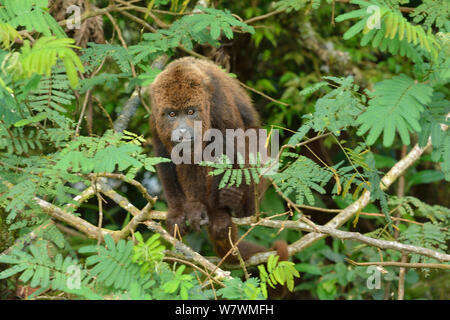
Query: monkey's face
[[151, 66, 211, 151], [164, 105, 201, 145]]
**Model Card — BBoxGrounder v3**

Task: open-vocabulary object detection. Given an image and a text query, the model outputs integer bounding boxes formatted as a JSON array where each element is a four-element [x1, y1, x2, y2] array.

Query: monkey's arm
[[152, 124, 209, 233], [226, 176, 269, 217], [175, 165, 209, 232], [152, 131, 189, 235], [218, 184, 255, 217]]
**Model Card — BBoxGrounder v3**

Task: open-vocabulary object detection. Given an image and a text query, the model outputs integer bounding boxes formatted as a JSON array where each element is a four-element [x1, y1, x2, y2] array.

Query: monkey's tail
[[237, 240, 267, 261], [272, 240, 289, 261], [237, 239, 289, 262], [236, 239, 291, 299]]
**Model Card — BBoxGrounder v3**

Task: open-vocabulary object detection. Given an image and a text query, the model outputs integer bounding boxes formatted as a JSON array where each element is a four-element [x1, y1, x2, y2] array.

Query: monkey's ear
[[201, 77, 212, 91]]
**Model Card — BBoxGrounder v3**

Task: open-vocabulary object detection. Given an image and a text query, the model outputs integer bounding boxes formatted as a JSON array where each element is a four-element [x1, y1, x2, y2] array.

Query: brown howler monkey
[[149, 57, 287, 263]]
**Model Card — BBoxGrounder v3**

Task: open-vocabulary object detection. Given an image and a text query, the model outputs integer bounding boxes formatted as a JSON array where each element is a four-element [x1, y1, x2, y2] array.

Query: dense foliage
[[0, 0, 448, 300]]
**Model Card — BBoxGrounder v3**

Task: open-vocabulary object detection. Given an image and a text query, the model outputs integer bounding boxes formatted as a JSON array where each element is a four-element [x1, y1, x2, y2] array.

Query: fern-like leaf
[[79, 235, 151, 291], [336, 1, 441, 61], [0, 22, 21, 49], [272, 155, 333, 205], [0, 241, 87, 292], [356, 74, 433, 147], [18, 37, 84, 88], [0, 0, 65, 37]]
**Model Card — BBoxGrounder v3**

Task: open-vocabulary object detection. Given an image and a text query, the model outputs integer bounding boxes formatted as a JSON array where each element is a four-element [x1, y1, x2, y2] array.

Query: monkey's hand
[[208, 210, 232, 239], [166, 208, 188, 237], [183, 201, 209, 232], [219, 187, 244, 211]]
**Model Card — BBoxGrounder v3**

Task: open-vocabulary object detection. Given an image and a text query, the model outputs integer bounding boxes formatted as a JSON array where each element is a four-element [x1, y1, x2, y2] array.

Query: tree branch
[[346, 259, 450, 270], [137, 209, 450, 264], [144, 220, 231, 280], [243, 138, 448, 265], [233, 213, 450, 265]]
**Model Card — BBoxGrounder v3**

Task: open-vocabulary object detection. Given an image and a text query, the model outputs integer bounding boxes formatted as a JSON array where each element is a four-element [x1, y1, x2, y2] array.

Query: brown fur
[[150, 57, 286, 264]]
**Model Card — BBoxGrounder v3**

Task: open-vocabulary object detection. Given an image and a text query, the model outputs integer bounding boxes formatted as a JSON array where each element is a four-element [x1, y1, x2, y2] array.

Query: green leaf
[[356, 75, 433, 147], [14, 112, 48, 127], [408, 170, 444, 188], [0, 264, 28, 279], [343, 18, 367, 40], [295, 263, 322, 275]]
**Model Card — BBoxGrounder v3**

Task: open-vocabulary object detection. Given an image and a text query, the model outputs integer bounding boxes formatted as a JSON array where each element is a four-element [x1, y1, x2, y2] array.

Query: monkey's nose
[[172, 128, 193, 143], [179, 129, 190, 142]]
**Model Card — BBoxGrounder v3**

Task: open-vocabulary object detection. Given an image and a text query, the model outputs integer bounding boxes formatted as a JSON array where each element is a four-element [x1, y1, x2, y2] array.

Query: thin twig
[[228, 226, 250, 280], [346, 258, 449, 270], [92, 95, 115, 129], [398, 253, 408, 299], [88, 173, 157, 204], [239, 81, 288, 106], [75, 90, 91, 136], [296, 204, 426, 226], [114, 0, 170, 28], [244, 9, 284, 24], [105, 11, 137, 78]]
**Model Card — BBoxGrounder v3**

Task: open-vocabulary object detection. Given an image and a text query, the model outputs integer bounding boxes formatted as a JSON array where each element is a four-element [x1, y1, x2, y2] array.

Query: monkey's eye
[[187, 109, 195, 116], [168, 111, 176, 118]]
